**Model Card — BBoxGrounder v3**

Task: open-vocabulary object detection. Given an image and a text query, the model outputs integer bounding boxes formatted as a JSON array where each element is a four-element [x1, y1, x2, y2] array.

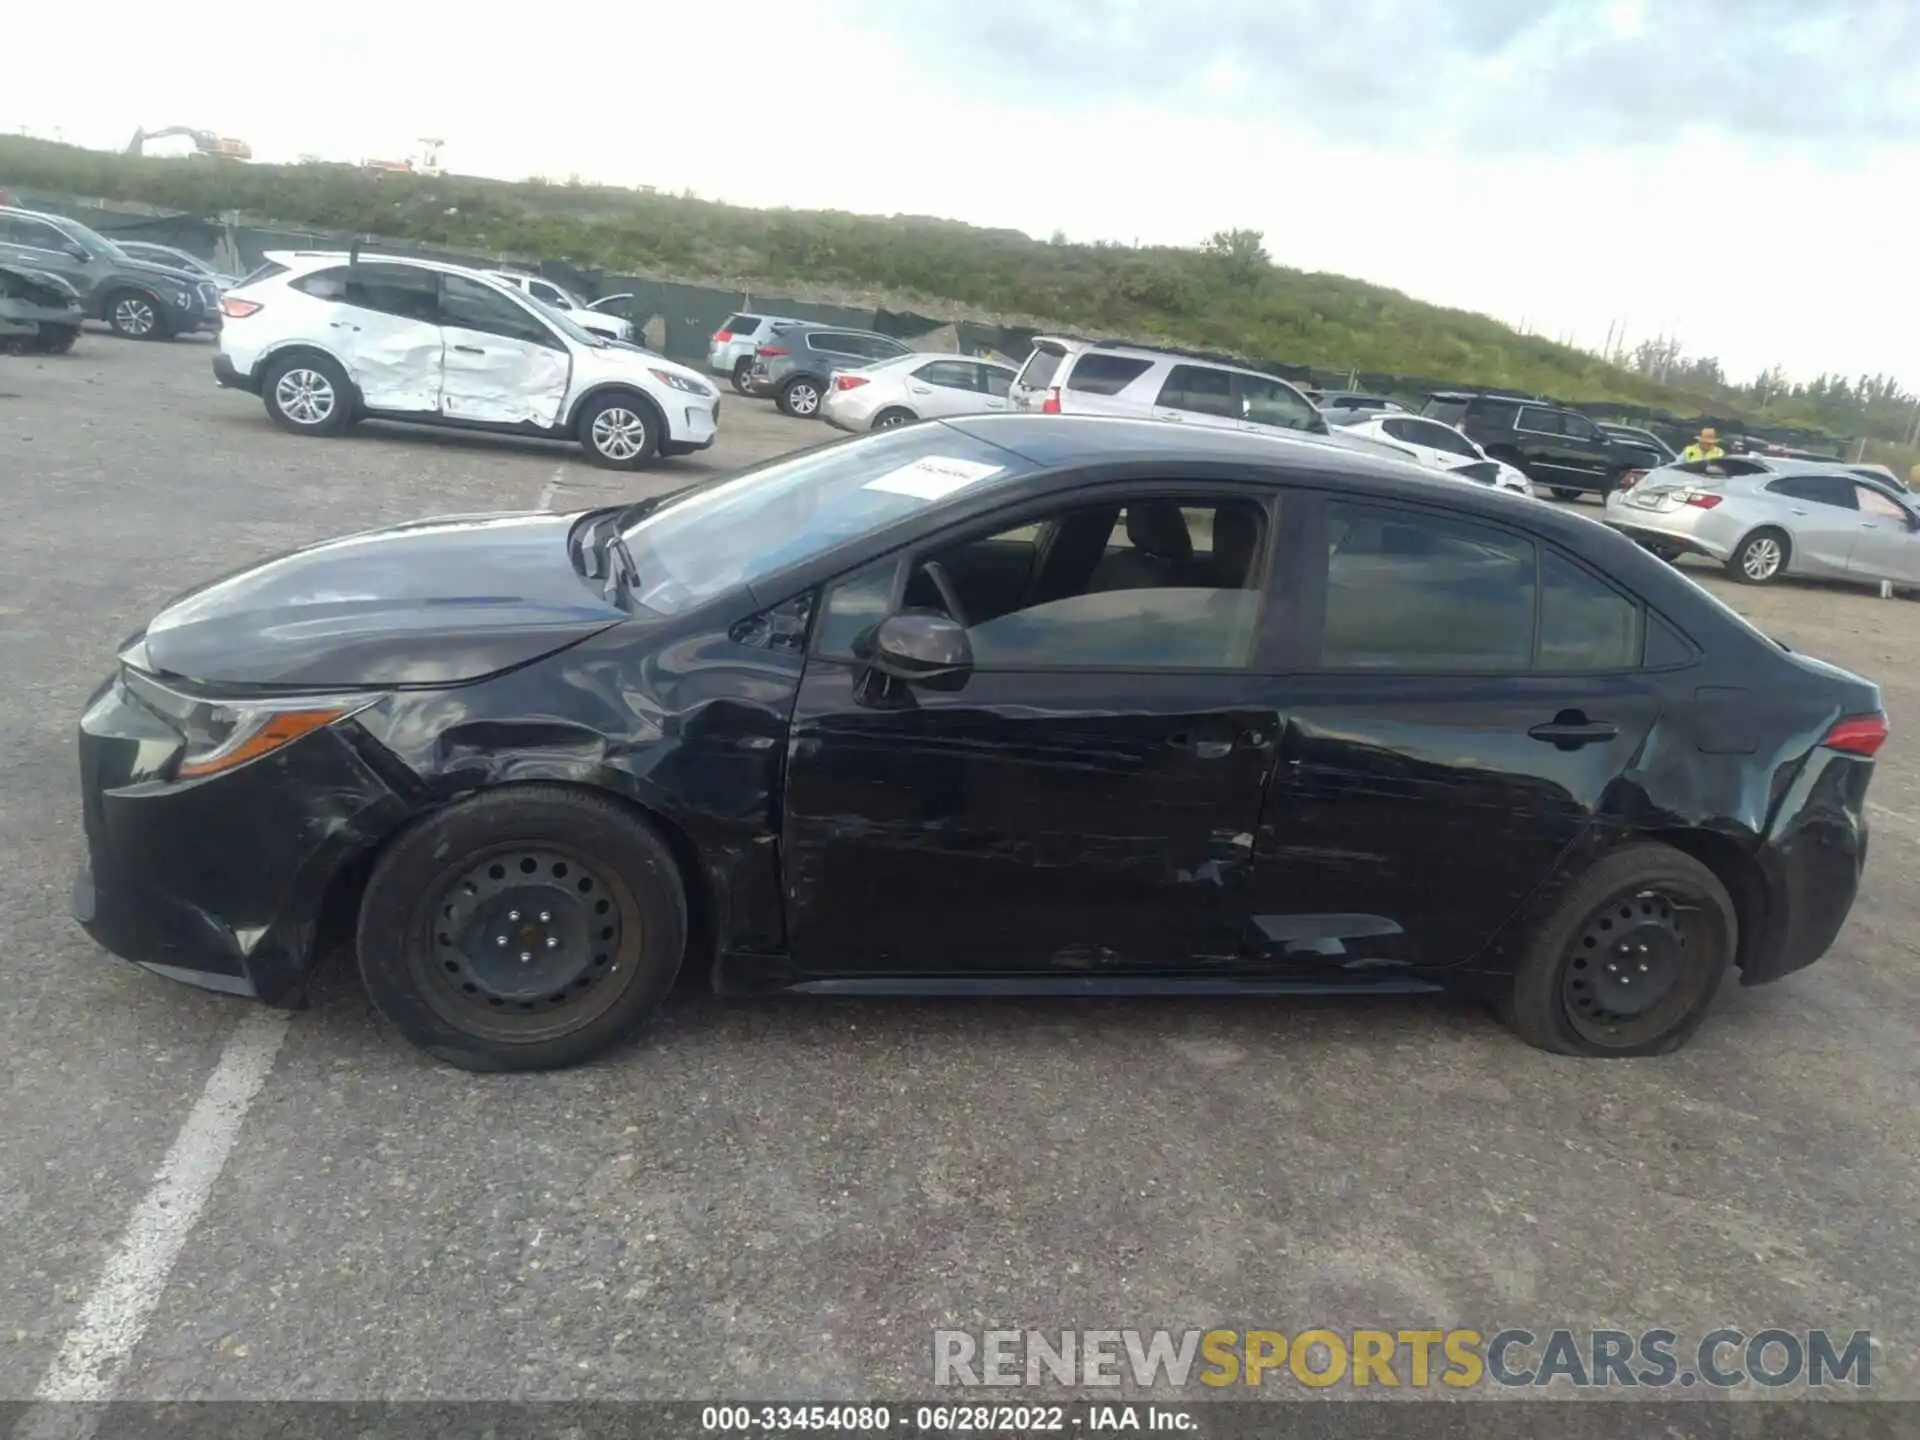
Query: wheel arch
[[871, 406, 919, 429], [316, 776, 720, 993], [565, 381, 667, 438], [258, 341, 363, 402], [96, 281, 166, 320], [1638, 825, 1770, 977]]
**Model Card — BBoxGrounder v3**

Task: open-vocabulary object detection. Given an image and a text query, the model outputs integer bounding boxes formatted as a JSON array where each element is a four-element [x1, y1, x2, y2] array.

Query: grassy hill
[[5, 135, 1910, 467]]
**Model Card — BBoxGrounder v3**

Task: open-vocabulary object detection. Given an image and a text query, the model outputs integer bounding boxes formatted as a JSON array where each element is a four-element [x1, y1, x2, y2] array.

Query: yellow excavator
[[126, 127, 253, 161]]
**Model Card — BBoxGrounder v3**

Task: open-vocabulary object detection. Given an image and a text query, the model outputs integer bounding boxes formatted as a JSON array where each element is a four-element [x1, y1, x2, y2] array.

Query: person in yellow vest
[[1680, 426, 1725, 463]]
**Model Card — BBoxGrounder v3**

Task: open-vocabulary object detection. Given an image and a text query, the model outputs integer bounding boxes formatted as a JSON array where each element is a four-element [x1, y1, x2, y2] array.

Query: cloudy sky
[[8, 0, 1914, 388]]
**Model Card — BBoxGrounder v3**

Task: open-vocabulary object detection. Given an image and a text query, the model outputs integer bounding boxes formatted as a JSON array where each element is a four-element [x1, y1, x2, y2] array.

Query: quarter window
[[1766, 475, 1858, 509], [1321, 504, 1536, 671], [336, 263, 439, 322], [1538, 552, 1643, 670]]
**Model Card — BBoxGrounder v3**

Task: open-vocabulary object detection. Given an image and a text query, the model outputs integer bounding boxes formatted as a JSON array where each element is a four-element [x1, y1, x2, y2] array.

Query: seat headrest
[[1126, 503, 1194, 562]]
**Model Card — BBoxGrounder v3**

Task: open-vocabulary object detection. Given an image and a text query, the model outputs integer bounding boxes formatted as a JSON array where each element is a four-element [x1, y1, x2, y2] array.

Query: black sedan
[[74, 416, 1886, 1070]]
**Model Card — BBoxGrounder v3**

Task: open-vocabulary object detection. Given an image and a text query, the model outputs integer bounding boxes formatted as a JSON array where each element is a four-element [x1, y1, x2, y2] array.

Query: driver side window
[[814, 495, 1271, 671]]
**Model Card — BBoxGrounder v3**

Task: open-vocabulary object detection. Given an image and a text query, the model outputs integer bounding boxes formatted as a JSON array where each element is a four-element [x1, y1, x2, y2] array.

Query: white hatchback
[[214, 251, 719, 469], [1332, 411, 1536, 498]]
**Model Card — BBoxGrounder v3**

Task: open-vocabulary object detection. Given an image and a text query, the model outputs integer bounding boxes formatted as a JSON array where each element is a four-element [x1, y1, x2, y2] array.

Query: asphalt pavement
[[1, 335, 1914, 1409]]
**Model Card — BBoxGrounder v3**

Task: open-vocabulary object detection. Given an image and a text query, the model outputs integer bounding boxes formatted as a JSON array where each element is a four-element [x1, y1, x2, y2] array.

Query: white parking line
[[536, 463, 566, 512], [19, 1007, 290, 1423]]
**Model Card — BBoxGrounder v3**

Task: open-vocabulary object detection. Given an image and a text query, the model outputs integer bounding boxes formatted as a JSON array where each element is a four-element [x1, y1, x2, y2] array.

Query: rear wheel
[[1728, 527, 1789, 584], [1503, 842, 1735, 1057], [106, 289, 169, 340], [261, 352, 353, 435], [871, 407, 917, 430], [730, 357, 755, 395], [1550, 486, 1582, 502], [777, 376, 822, 418], [355, 787, 688, 1072]]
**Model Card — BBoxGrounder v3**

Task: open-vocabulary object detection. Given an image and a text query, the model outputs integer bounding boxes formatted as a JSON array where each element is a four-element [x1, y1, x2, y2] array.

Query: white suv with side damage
[[1009, 336, 1422, 465], [213, 251, 719, 469]]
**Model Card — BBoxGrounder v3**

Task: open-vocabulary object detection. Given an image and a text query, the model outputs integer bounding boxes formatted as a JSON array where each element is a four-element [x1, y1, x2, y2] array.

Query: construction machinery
[[126, 127, 252, 161]]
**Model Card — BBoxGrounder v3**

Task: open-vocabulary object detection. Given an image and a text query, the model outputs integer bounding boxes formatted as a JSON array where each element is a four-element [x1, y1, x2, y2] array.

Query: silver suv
[[746, 323, 916, 418], [1010, 337, 1327, 436], [1010, 336, 1430, 466]]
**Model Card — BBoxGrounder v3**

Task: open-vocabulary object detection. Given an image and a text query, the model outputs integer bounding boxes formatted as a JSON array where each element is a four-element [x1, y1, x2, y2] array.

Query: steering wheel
[[920, 560, 970, 628]]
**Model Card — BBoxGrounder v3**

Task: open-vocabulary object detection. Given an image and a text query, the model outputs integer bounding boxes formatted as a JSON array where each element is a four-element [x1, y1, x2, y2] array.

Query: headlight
[[123, 670, 378, 779], [649, 368, 711, 397]]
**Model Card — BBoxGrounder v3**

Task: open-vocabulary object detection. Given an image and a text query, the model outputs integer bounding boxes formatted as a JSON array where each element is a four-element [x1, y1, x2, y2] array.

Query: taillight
[[1040, 389, 1062, 415], [219, 296, 262, 319], [757, 345, 789, 358], [1682, 491, 1723, 509], [713, 329, 733, 343], [1822, 713, 1889, 757], [1619, 469, 1646, 491], [834, 375, 868, 391]]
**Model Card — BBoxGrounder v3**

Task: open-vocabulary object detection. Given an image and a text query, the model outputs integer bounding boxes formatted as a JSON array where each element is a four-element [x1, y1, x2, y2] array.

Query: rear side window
[[337, 262, 438, 322], [982, 364, 1015, 399], [1422, 398, 1468, 426], [1321, 503, 1536, 671], [1016, 343, 1068, 391], [724, 313, 762, 332], [1239, 375, 1322, 432], [1767, 475, 1858, 509], [1538, 552, 1643, 670], [1517, 406, 1565, 435], [290, 265, 349, 301], [1396, 418, 1479, 459], [1156, 364, 1236, 418], [1469, 399, 1520, 429], [1065, 353, 1153, 395], [915, 360, 980, 391]]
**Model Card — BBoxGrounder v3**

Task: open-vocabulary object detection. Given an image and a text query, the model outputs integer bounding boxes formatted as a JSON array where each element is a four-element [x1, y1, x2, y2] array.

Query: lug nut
[[508, 910, 521, 922], [519, 951, 532, 963], [495, 936, 507, 947], [539, 911, 551, 923]]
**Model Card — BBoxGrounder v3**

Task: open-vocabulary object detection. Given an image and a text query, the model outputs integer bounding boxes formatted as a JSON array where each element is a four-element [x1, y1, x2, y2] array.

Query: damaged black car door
[[781, 485, 1287, 978]]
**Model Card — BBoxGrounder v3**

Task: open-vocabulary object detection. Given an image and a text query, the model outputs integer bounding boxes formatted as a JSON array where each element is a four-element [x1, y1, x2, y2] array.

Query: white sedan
[[1331, 410, 1535, 497], [821, 352, 1020, 431], [486, 271, 636, 344]]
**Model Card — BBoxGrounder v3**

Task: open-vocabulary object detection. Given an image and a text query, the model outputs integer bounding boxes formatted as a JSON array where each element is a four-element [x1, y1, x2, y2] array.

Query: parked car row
[[0, 205, 222, 339], [210, 250, 720, 468]]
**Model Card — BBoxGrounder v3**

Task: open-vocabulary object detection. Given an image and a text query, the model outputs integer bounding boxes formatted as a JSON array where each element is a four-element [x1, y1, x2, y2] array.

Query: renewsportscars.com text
[[932, 1327, 1872, 1391]]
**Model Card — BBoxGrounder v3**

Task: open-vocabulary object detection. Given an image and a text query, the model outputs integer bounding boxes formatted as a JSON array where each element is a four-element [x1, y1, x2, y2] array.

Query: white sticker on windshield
[[862, 456, 1005, 501]]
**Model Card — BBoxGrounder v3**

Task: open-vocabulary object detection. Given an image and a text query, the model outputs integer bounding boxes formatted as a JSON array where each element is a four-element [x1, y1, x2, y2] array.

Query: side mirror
[[861, 610, 972, 682]]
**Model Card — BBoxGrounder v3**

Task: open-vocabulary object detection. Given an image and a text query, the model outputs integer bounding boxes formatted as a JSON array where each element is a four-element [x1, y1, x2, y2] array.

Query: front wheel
[[106, 289, 169, 340], [261, 352, 353, 435], [777, 376, 822, 418], [578, 392, 659, 469], [730, 357, 755, 395], [1503, 842, 1735, 1057], [355, 787, 689, 1072], [1728, 528, 1789, 584]]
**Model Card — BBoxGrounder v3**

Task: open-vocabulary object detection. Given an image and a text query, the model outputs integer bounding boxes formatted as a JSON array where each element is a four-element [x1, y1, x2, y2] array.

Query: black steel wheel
[[1504, 842, 1735, 1057], [356, 786, 687, 1071]]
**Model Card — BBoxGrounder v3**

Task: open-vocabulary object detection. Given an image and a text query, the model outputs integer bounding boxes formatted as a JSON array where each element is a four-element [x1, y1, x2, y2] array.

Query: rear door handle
[[1527, 720, 1619, 749], [1167, 731, 1234, 761], [453, 344, 485, 354]]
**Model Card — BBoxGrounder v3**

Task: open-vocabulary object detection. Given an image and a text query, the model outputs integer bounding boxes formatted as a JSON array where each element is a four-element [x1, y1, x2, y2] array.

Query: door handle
[[453, 344, 485, 355], [909, 385, 931, 394], [1527, 717, 1619, 749], [328, 321, 357, 331], [1167, 731, 1234, 760]]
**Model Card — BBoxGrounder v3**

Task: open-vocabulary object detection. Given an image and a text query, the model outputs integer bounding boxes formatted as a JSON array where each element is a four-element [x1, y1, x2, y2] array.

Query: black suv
[[1423, 392, 1636, 501]]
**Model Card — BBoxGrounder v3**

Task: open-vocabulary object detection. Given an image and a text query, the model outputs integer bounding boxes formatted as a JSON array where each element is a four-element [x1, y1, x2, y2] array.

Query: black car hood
[[119, 258, 205, 287], [134, 511, 626, 687]]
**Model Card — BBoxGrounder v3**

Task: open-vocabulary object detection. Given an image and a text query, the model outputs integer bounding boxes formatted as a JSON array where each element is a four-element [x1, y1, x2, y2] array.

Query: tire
[[777, 375, 823, 418], [730, 357, 755, 395], [1550, 487, 1582, 502], [261, 351, 354, 436], [1503, 841, 1735, 1058], [355, 786, 689, 1072], [105, 289, 170, 340], [29, 325, 79, 354], [870, 407, 917, 430], [1727, 527, 1789, 584], [578, 390, 659, 469]]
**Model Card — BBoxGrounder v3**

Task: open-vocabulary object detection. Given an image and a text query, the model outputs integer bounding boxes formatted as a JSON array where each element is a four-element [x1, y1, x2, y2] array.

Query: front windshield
[[620, 425, 1037, 615], [60, 218, 129, 264]]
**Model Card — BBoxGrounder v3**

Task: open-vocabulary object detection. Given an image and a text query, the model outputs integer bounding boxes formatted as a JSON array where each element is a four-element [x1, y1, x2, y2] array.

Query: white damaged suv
[[213, 251, 719, 469]]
